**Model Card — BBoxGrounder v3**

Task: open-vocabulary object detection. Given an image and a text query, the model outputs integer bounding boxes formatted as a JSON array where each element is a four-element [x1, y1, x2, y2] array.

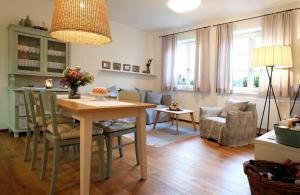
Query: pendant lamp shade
[[50, 0, 112, 45]]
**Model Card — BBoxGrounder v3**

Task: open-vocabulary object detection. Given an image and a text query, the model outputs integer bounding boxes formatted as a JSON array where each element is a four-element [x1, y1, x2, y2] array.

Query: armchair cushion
[[200, 107, 223, 118], [220, 99, 249, 118]]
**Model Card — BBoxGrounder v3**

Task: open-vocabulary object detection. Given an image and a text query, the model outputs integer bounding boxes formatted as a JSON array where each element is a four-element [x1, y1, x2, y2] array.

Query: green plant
[[243, 77, 248, 87], [254, 75, 259, 88]]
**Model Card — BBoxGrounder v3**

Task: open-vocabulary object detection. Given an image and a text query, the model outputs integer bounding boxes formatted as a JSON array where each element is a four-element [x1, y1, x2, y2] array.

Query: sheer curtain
[[161, 35, 176, 91], [195, 27, 210, 92], [259, 11, 293, 97], [216, 23, 233, 94]]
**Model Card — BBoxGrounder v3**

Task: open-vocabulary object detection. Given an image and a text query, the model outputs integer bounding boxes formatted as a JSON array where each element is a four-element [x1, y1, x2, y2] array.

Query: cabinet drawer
[[16, 92, 25, 105], [17, 117, 27, 130], [18, 105, 26, 116]]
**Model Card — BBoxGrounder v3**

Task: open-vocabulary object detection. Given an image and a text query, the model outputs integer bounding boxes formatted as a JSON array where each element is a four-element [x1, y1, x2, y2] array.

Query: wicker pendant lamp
[[50, 0, 112, 45]]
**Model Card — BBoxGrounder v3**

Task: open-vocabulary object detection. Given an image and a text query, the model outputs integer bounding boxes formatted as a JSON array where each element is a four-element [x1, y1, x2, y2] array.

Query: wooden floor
[[0, 124, 254, 195]]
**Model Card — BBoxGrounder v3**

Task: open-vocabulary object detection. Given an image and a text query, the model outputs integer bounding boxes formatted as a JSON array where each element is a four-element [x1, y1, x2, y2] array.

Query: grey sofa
[[146, 94, 172, 125], [113, 87, 172, 125], [199, 102, 257, 147]]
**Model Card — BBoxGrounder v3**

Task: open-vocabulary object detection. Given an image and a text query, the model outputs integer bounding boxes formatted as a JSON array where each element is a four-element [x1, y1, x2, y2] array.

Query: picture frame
[[102, 61, 111, 69], [132, 65, 140, 73], [123, 64, 131, 71], [113, 62, 121, 70]]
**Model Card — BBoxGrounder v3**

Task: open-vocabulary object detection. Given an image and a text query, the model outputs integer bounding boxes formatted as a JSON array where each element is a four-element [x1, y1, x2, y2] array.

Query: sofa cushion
[[135, 88, 152, 103], [146, 92, 162, 105], [220, 99, 249, 118], [200, 117, 226, 141]]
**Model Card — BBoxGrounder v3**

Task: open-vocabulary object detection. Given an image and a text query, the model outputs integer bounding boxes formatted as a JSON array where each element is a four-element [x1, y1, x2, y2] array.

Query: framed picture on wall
[[113, 62, 121, 70], [132, 65, 140, 73], [123, 64, 131, 71], [102, 61, 111, 69]]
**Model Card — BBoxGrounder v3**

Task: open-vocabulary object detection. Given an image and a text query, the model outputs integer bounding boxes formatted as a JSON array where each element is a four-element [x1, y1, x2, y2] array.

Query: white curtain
[[195, 27, 210, 92], [259, 11, 293, 97], [161, 35, 176, 91], [216, 23, 233, 94]]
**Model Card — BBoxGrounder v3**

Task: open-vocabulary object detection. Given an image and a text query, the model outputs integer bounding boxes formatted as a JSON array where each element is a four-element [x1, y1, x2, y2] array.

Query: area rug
[[125, 122, 199, 147]]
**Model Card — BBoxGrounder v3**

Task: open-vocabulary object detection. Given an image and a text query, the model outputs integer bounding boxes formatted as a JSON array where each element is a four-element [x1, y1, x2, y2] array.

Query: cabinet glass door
[[46, 40, 67, 74], [17, 34, 42, 72]]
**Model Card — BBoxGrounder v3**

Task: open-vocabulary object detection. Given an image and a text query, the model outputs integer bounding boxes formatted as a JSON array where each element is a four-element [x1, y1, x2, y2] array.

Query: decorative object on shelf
[[168, 102, 182, 111], [50, 0, 112, 45], [132, 65, 140, 73], [33, 26, 48, 31], [8, 74, 15, 88], [24, 16, 32, 27], [252, 45, 293, 135], [18, 19, 25, 26], [45, 79, 53, 89], [102, 61, 111, 69], [167, 0, 202, 13], [142, 59, 152, 74], [61, 66, 94, 99], [123, 64, 131, 71], [113, 62, 121, 70]]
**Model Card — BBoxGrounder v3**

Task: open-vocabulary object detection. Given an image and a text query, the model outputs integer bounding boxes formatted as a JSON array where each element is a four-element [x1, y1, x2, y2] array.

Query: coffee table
[[152, 107, 197, 134]]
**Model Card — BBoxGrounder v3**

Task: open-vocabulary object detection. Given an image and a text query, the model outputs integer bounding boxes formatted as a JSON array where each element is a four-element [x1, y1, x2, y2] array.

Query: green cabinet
[[8, 24, 70, 77]]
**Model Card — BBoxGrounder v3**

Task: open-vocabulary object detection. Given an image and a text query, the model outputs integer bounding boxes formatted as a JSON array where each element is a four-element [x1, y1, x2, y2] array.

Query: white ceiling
[[106, 0, 299, 32]]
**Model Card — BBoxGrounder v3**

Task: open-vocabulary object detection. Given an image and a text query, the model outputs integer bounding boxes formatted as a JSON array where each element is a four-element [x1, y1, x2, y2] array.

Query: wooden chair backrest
[[23, 89, 37, 125]]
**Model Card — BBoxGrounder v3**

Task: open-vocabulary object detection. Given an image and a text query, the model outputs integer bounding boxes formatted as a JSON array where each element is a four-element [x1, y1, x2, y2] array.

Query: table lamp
[[252, 45, 293, 135]]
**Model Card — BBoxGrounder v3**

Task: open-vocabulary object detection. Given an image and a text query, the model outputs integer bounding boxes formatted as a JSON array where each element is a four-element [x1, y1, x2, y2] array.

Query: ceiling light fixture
[[50, 0, 112, 45], [167, 0, 201, 13]]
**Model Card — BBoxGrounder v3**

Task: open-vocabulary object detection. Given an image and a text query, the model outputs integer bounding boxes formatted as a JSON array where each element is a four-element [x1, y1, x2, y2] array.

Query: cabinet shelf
[[99, 68, 156, 77]]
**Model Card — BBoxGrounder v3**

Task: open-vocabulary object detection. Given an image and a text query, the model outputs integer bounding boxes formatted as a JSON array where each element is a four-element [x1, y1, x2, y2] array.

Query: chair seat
[[47, 123, 103, 139], [94, 119, 136, 133], [28, 113, 74, 127]]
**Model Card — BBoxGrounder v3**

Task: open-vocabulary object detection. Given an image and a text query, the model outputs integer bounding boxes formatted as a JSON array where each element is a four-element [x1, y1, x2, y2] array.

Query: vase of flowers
[[61, 67, 94, 99]]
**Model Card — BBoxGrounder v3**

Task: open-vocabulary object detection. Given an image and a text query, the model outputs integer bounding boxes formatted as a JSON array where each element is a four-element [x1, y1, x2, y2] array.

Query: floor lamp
[[252, 45, 293, 136]]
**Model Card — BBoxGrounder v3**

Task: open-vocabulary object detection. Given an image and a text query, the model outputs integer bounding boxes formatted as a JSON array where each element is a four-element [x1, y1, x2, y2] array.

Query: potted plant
[[61, 67, 94, 99]]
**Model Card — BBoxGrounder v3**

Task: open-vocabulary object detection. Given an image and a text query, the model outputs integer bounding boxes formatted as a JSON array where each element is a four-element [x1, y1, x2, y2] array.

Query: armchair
[[199, 103, 257, 147]]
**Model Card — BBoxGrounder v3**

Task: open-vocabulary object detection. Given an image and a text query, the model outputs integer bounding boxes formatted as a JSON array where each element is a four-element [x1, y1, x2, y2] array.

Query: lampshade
[[167, 0, 201, 13], [50, 0, 112, 45], [252, 45, 293, 68]]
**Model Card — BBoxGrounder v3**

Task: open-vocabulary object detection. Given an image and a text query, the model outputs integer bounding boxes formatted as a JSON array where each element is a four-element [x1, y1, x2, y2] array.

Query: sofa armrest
[[200, 107, 223, 118]]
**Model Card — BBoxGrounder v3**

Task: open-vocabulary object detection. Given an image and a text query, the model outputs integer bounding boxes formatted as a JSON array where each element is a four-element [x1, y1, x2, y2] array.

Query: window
[[231, 28, 262, 93], [175, 38, 196, 90]]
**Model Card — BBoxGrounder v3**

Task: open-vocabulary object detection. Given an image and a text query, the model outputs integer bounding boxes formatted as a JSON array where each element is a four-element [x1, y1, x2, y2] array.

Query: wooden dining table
[[57, 95, 155, 195]]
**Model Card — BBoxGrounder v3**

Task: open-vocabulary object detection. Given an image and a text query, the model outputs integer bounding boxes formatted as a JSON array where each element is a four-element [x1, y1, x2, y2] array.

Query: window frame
[[231, 27, 262, 95]]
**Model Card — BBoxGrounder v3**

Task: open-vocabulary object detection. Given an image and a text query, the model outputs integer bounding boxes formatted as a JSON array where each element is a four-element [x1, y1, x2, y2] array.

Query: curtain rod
[[159, 7, 300, 38]]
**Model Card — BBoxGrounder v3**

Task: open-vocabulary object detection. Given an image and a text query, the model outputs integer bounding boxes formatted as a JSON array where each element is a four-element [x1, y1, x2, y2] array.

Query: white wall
[[153, 6, 300, 129], [0, 0, 156, 129]]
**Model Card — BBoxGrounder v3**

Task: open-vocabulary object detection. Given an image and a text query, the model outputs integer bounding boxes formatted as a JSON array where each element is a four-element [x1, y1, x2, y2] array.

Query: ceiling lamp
[[50, 0, 112, 45], [167, 0, 201, 13]]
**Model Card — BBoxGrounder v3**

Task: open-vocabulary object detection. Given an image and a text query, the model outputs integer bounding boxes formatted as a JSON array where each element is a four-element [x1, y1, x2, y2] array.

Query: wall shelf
[[99, 68, 156, 77]]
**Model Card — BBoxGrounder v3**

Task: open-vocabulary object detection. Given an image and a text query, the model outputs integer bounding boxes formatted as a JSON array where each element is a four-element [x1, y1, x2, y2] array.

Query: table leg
[[153, 111, 160, 129], [136, 109, 147, 179], [176, 114, 179, 134], [80, 115, 93, 195], [171, 113, 174, 126], [190, 113, 197, 131]]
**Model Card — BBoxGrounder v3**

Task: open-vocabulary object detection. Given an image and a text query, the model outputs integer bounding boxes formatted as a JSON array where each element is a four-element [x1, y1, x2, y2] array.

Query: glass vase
[[69, 87, 81, 99]]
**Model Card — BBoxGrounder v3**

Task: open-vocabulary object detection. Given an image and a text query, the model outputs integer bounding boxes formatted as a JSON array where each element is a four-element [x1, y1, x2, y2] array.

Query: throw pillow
[[146, 92, 163, 105], [220, 99, 249, 118], [135, 88, 152, 103], [107, 85, 119, 98]]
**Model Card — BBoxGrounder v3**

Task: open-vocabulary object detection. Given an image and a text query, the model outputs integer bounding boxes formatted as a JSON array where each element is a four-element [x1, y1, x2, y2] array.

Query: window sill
[[233, 87, 259, 95]]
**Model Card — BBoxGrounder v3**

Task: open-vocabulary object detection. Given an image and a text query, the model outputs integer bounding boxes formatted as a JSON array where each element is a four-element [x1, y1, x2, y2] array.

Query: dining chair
[[94, 91, 140, 178], [23, 89, 75, 170], [38, 91, 105, 195], [23, 89, 40, 170]]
